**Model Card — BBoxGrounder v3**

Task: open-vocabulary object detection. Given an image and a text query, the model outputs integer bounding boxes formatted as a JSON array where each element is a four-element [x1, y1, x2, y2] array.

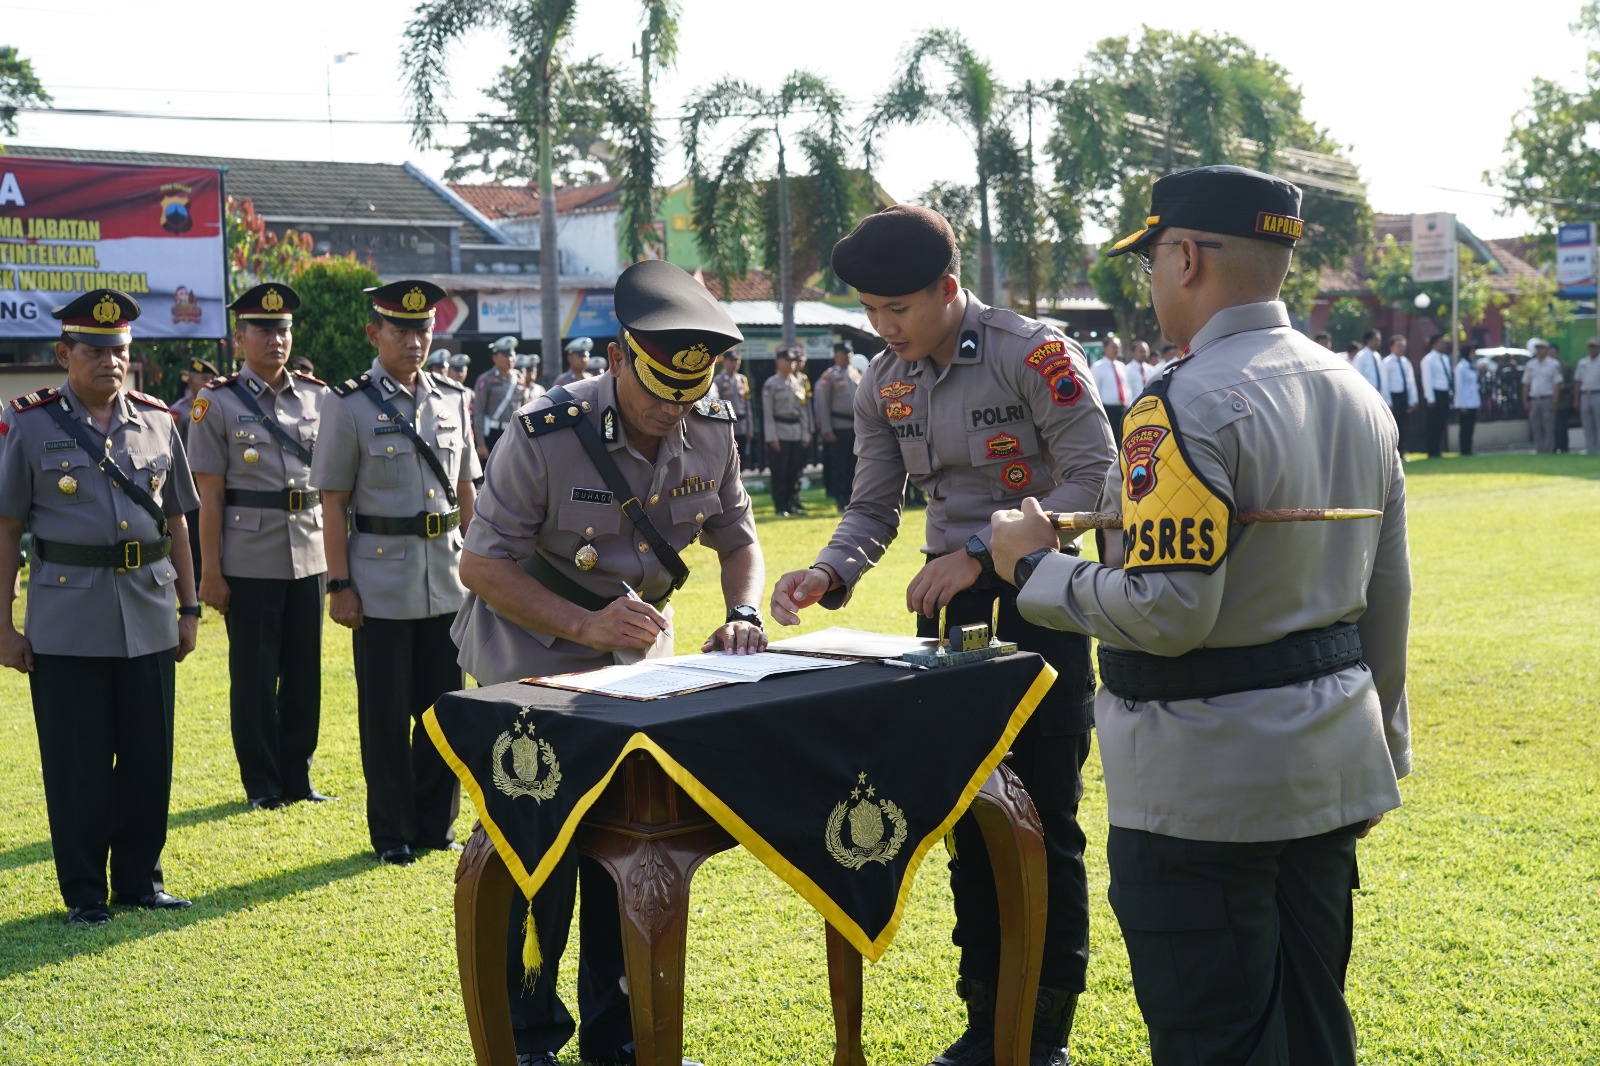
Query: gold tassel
[[944, 829, 958, 861], [521, 896, 542, 986]]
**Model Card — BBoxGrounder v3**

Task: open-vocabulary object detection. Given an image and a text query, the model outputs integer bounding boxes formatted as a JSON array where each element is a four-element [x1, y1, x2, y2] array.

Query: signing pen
[[879, 658, 926, 670], [620, 582, 668, 631]]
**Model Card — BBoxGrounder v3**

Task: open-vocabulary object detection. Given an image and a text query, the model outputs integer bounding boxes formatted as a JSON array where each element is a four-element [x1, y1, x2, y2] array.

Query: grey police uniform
[[713, 369, 753, 437], [813, 361, 862, 505], [474, 367, 525, 449], [549, 369, 585, 390], [762, 369, 811, 512], [0, 383, 199, 909], [1016, 301, 1411, 1062], [311, 357, 481, 855], [815, 291, 1116, 997], [186, 363, 329, 803]]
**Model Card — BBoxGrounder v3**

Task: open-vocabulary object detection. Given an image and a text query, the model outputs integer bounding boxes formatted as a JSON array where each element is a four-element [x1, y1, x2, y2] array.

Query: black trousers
[[1107, 823, 1363, 1066], [1423, 401, 1449, 457], [1389, 393, 1409, 453], [350, 614, 462, 854], [769, 439, 806, 512], [225, 572, 326, 801], [1457, 409, 1477, 455], [824, 428, 857, 505], [30, 651, 175, 908], [917, 579, 1094, 991], [1103, 404, 1126, 440], [185, 508, 202, 582], [507, 851, 632, 1057]]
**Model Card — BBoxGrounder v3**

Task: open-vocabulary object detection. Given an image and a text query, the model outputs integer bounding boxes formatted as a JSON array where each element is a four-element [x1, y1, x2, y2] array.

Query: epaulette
[[9, 387, 58, 413], [293, 370, 328, 387], [692, 396, 737, 422], [204, 374, 238, 390], [518, 401, 583, 438], [332, 373, 370, 398], [433, 374, 468, 393], [981, 306, 1046, 340], [127, 390, 169, 411]]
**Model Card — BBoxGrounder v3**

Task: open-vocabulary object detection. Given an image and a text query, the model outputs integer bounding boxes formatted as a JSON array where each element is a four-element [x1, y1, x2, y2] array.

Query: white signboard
[[1556, 222, 1596, 288], [1411, 212, 1456, 283], [476, 291, 521, 334]]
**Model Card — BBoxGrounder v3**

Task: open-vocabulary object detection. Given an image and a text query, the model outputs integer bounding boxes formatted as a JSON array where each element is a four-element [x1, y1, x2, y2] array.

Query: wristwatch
[[726, 604, 764, 629], [177, 604, 202, 618], [1012, 549, 1053, 589], [327, 578, 354, 594], [964, 534, 996, 576]]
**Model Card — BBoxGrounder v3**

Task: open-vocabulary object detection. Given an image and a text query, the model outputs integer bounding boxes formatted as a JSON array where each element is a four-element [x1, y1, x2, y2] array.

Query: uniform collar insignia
[[602, 407, 618, 443], [244, 376, 263, 396], [958, 330, 980, 360], [380, 375, 398, 395]]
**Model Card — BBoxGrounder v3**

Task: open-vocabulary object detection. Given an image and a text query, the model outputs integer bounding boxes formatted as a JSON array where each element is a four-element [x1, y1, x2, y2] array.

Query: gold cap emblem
[[93, 295, 122, 324], [672, 343, 713, 373], [261, 288, 284, 312], [401, 286, 428, 312]]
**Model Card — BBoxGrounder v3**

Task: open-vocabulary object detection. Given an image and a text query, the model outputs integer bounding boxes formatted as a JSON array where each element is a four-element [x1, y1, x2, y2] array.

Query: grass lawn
[[1, 454, 1597, 1064]]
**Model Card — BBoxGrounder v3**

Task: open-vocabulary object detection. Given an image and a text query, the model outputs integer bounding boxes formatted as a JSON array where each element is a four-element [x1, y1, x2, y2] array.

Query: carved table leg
[[970, 765, 1048, 1066], [824, 923, 868, 1066], [455, 822, 519, 1066]]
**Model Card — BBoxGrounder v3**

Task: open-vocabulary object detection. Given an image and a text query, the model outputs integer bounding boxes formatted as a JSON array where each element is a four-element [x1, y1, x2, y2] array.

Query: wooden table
[[452, 751, 1046, 1066]]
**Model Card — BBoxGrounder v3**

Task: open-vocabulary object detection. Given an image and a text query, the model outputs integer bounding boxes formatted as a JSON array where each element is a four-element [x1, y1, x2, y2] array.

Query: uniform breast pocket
[[669, 493, 724, 539], [898, 433, 933, 476], [39, 453, 96, 505], [967, 423, 1041, 500], [555, 502, 623, 541], [366, 435, 415, 488], [430, 429, 460, 471], [127, 452, 172, 499]]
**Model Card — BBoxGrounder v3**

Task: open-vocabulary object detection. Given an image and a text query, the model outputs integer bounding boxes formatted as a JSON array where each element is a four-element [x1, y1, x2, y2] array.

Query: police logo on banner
[[825, 772, 907, 869], [491, 707, 562, 802]]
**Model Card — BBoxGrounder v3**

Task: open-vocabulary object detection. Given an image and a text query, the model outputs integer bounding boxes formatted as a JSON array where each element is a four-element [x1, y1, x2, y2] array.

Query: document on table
[[768, 626, 937, 660], [526, 651, 857, 700]]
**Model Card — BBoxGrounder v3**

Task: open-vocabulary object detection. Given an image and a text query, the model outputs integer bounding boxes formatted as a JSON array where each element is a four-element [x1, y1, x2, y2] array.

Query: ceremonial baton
[[1046, 507, 1382, 531]]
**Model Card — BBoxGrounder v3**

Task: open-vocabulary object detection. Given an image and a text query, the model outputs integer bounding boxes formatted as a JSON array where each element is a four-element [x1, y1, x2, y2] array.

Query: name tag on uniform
[[44, 439, 77, 451], [571, 487, 613, 504], [237, 414, 263, 423], [374, 425, 401, 435]]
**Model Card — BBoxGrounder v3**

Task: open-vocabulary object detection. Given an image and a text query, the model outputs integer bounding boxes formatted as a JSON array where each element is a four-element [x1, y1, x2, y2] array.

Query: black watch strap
[[327, 578, 354, 593], [1014, 549, 1053, 589], [965, 534, 995, 575], [726, 604, 763, 628], [177, 604, 202, 618]]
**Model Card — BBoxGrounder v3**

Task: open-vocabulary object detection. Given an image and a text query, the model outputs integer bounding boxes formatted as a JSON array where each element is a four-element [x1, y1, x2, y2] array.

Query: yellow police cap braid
[[1119, 392, 1234, 572], [626, 330, 716, 404]]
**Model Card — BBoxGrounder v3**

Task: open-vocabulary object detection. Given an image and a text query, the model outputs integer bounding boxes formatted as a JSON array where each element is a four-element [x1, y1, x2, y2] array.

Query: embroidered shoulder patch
[[1119, 394, 1234, 573]]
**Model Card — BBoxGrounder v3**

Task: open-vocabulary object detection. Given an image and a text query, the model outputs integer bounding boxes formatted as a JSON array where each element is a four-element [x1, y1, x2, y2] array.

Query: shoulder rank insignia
[[127, 390, 169, 411], [692, 396, 736, 422], [9, 387, 59, 413], [957, 330, 980, 359], [293, 370, 328, 387], [332, 375, 365, 398], [1119, 387, 1235, 575], [205, 374, 237, 390], [519, 402, 583, 439]]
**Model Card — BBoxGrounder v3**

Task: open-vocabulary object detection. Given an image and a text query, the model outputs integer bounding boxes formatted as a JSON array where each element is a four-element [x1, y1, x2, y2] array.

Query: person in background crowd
[[1419, 334, 1454, 459], [474, 337, 527, 460], [170, 356, 219, 576], [713, 350, 754, 470], [814, 340, 862, 510], [1313, 331, 1333, 349], [290, 356, 315, 377], [1126, 339, 1156, 393], [517, 354, 546, 406], [1549, 343, 1573, 453], [426, 349, 453, 382], [1155, 342, 1179, 371], [1092, 336, 1130, 435], [1522, 338, 1563, 453], [1454, 346, 1482, 456], [447, 353, 472, 385], [1381, 335, 1418, 454], [551, 338, 596, 389], [1352, 328, 1384, 393], [762, 348, 811, 516], [1576, 337, 1600, 454]]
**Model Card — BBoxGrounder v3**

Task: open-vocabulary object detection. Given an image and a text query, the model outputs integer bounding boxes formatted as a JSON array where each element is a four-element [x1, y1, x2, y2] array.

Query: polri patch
[[885, 400, 913, 421], [1049, 366, 1083, 407], [1001, 461, 1032, 490], [985, 433, 1020, 459], [879, 381, 914, 400], [571, 487, 613, 505]]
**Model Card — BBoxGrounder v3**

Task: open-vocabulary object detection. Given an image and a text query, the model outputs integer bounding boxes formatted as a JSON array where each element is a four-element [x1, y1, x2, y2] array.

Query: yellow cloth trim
[[235, 312, 293, 320], [1119, 393, 1233, 571], [423, 660, 1056, 963], [1110, 228, 1148, 252], [375, 307, 435, 320], [64, 323, 131, 335]]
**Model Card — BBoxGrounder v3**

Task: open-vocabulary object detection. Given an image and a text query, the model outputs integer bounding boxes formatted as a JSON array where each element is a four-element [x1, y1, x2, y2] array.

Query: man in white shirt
[[1418, 334, 1454, 458], [1521, 339, 1564, 453], [1576, 337, 1600, 454], [1381, 336, 1418, 454], [1453, 350, 1482, 456], [1092, 336, 1131, 435], [1352, 328, 1384, 393], [1125, 340, 1158, 395]]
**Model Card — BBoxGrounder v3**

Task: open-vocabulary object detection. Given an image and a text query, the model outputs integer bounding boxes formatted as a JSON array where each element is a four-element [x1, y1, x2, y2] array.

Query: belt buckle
[[425, 512, 443, 538], [122, 540, 142, 569], [287, 489, 305, 512]]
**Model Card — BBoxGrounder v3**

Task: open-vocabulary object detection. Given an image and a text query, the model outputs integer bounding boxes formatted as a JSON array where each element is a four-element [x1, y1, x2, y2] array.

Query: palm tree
[[404, 0, 675, 365], [681, 72, 852, 347]]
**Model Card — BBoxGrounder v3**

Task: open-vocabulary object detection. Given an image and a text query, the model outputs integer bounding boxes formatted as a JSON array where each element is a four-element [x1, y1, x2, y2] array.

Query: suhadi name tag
[[1119, 392, 1233, 573]]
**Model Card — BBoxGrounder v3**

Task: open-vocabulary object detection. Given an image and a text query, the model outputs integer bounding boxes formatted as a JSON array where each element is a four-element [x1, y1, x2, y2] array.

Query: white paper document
[[767, 627, 937, 660], [529, 651, 857, 700]]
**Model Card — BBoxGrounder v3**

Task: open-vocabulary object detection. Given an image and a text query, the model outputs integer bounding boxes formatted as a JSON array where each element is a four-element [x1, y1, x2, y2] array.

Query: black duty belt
[[770, 413, 803, 424], [33, 534, 173, 570], [1098, 622, 1362, 703], [353, 510, 461, 538], [226, 488, 322, 511], [519, 552, 671, 613]]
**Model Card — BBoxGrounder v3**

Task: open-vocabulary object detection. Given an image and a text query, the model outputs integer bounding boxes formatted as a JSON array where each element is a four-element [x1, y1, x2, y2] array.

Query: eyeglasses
[[1134, 240, 1223, 276]]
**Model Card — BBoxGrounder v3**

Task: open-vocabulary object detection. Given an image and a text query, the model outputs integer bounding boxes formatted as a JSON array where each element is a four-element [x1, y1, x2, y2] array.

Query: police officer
[[188, 283, 332, 809], [0, 289, 201, 924], [475, 335, 525, 460], [551, 336, 596, 389], [171, 355, 219, 574], [762, 348, 811, 515], [454, 259, 765, 1066], [447, 352, 472, 385], [712, 350, 753, 467], [989, 165, 1411, 1065], [516, 352, 547, 405], [770, 204, 1116, 1066], [813, 340, 862, 509], [426, 348, 453, 381], [311, 280, 481, 865]]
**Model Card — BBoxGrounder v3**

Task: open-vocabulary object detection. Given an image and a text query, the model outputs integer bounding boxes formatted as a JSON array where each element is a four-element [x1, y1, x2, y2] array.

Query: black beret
[[831, 204, 958, 296], [1107, 165, 1304, 257]]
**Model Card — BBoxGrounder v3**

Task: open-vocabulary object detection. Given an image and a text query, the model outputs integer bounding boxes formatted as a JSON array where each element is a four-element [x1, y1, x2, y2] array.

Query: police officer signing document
[[771, 204, 1117, 1066], [0, 290, 202, 925], [189, 283, 333, 810], [311, 280, 481, 867], [989, 166, 1412, 1065], [453, 259, 765, 1066]]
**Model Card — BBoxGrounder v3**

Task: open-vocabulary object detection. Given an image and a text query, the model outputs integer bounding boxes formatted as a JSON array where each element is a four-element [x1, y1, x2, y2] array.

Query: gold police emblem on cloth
[[491, 708, 562, 802], [574, 544, 599, 571], [261, 288, 285, 312], [57, 474, 78, 495], [825, 771, 907, 870], [243, 446, 260, 463], [879, 380, 914, 400], [672, 343, 713, 373], [93, 295, 121, 324], [401, 287, 428, 312]]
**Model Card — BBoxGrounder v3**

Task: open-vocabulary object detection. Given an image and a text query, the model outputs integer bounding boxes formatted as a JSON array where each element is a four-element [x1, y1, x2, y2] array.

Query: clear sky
[[4, 0, 1590, 243]]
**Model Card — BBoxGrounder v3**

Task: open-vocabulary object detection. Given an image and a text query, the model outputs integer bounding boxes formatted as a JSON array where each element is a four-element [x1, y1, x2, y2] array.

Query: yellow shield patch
[[1119, 393, 1233, 573]]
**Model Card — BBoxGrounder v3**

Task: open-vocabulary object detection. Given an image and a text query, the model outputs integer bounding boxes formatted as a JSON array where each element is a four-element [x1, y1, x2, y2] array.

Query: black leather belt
[[33, 534, 173, 570], [226, 488, 321, 511], [518, 552, 671, 612], [353, 510, 461, 539], [1098, 622, 1363, 702], [771, 413, 802, 424]]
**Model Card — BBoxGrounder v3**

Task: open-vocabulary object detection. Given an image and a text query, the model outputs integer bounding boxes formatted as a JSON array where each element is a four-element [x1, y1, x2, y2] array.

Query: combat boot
[[928, 978, 996, 1066], [1027, 986, 1078, 1066]]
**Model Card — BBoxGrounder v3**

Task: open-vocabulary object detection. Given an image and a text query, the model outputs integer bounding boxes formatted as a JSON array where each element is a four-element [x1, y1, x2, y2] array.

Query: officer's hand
[[702, 621, 768, 655], [175, 616, 199, 663], [905, 552, 982, 618], [822, 431, 837, 445], [0, 628, 33, 673], [476, 443, 490, 462], [1356, 813, 1384, 839], [199, 571, 231, 616], [768, 441, 780, 452], [578, 597, 668, 653], [770, 567, 832, 626], [330, 587, 364, 631], [990, 497, 1060, 587]]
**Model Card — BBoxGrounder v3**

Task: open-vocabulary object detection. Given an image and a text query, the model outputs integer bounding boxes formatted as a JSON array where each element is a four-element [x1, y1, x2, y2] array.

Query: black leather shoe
[[66, 903, 110, 926], [285, 789, 336, 804], [516, 1054, 559, 1066], [117, 891, 192, 910], [249, 796, 286, 810], [581, 1048, 701, 1066], [379, 846, 416, 866]]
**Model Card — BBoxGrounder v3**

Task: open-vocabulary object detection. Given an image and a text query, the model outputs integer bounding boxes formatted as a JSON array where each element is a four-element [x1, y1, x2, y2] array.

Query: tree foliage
[[1365, 235, 1501, 338], [227, 197, 316, 296], [442, 59, 627, 185], [1500, 271, 1575, 347], [0, 45, 49, 138], [290, 256, 385, 386], [913, 181, 980, 289], [1324, 297, 1370, 349]]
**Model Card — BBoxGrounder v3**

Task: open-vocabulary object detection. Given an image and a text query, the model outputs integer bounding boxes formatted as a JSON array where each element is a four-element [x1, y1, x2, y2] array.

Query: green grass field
[[2, 454, 1597, 1064]]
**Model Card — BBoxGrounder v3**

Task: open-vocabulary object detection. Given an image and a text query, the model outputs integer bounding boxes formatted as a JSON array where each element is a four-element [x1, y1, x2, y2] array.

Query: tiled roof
[[4, 144, 497, 243], [698, 269, 826, 302], [449, 180, 623, 220], [1319, 214, 1550, 297]]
